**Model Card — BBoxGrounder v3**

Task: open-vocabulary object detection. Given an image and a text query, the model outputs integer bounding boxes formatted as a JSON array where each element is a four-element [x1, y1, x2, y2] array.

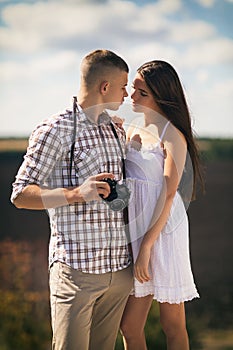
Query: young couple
[[11, 49, 203, 350]]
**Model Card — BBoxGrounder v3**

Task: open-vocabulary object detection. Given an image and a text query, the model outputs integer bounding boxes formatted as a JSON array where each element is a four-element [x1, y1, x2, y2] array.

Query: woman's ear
[[100, 81, 109, 95]]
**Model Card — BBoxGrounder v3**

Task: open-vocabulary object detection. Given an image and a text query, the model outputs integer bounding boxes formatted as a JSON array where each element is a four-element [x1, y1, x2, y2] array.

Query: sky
[[0, 0, 233, 138]]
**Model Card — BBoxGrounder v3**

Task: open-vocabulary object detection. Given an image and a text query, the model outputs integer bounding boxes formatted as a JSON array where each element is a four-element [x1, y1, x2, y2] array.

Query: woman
[[120, 61, 204, 350]]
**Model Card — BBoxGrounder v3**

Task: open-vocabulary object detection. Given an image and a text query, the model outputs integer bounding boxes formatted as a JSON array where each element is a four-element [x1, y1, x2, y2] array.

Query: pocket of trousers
[[50, 262, 81, 301]]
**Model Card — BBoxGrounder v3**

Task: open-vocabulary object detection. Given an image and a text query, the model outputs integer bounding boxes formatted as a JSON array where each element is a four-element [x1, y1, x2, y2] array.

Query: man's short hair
[[81, 49, 129, 87]]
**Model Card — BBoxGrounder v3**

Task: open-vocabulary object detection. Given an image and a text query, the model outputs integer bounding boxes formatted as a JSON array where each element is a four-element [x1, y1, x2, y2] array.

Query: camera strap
[[109, 123, 126, 180], [98, 122, 126, 181], [98, 122, 129, 228], [69, 96, 77, 186], [99, 122, 129, 238]]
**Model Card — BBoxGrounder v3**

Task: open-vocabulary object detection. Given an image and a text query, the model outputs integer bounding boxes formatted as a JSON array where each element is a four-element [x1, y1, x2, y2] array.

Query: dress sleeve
[[10, 123, 62, 202]]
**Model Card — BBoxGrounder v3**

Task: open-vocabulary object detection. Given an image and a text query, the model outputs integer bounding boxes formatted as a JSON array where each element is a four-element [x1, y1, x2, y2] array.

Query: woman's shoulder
[[164, 122, 187, 148]]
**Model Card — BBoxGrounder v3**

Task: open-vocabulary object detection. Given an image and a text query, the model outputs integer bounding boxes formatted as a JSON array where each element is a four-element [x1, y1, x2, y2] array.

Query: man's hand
[[69, 172, 115, 203], [111, 115, 125, 128]]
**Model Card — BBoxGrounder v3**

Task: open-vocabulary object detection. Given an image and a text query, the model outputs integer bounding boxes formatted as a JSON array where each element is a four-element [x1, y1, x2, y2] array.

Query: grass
[[200, 329, 233, 350]]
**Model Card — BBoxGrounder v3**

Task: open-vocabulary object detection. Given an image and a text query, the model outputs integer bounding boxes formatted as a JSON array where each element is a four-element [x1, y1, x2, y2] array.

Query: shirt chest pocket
[[74, 147, 100, 181]]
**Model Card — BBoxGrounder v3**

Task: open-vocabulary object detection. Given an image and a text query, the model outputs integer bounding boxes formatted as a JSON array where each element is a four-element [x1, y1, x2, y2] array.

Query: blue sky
[[0, 0, 233, 137]]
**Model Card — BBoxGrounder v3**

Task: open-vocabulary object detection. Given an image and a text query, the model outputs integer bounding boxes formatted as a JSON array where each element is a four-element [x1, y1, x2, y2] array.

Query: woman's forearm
[[141, 183, 176, 249]]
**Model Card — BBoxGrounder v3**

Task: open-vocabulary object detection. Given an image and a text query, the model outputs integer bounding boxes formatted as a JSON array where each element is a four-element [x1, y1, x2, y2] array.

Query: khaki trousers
[[49, 262, 133, 350]]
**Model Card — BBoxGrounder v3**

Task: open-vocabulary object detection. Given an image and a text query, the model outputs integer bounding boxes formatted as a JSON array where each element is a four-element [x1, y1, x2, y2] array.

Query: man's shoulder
[[32, 109, 73, 138], [26, 109, 75, 152], [39, 109, 72, 128]]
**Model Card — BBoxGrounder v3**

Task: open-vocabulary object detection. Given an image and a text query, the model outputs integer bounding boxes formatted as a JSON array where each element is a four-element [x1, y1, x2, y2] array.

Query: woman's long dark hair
[[137, 60, 204, 199]]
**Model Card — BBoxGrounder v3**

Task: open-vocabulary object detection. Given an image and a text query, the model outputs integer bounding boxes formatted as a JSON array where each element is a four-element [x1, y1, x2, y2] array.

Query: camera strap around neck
[[69, 96, 77, 186], [98, 120, 129, 229], [98, 122, 129, 234], [98, 122, 126, 181]]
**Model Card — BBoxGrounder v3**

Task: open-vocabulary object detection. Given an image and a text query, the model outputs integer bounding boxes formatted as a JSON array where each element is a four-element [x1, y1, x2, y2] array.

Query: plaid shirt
[[11, 106, 131, 273]]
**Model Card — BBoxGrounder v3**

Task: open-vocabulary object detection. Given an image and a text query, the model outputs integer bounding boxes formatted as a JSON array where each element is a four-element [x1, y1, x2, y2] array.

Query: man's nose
[[131, 90, 136, 100]]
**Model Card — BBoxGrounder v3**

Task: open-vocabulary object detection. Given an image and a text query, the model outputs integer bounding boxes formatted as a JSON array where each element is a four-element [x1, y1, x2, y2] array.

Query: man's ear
[[100, 81, 109, 95]]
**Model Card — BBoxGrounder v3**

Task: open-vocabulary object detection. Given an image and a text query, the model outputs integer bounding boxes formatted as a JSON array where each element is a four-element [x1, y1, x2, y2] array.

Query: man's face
[[104, 70, 128, 110]]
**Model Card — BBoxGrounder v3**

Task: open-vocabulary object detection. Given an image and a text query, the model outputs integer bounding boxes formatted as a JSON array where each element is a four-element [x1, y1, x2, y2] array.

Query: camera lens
[[109, 198, 126, 211]]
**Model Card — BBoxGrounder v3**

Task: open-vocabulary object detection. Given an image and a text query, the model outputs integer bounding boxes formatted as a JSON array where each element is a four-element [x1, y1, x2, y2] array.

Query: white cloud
[[1, 81, 75, 137], [0, 1, 107, 52], [182, 38, 233, 67], [0, 0, 228, 56], [196, 0, 233, 7], [0, 0, 183, 53], [196, 69, 209, 82], [189, 78, 233, 137], [125, 43, 179, 73], [170, 20, 216, 43], [195, 0, 215, 7], [0, 51, 79, 80], [152, 0, 182, 14]]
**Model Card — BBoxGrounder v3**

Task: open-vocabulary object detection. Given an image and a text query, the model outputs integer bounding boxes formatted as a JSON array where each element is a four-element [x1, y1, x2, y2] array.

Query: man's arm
[[11, 120, 115, 210], [13, 173, 115, 210]]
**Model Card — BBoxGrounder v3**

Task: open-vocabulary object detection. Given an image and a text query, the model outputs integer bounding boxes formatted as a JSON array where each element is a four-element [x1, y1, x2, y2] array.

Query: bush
[[0, 240, 50, 350]]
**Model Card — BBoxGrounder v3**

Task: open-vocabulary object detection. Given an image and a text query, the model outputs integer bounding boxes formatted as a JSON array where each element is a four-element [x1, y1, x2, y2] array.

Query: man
[[11, 49, 133, 350]]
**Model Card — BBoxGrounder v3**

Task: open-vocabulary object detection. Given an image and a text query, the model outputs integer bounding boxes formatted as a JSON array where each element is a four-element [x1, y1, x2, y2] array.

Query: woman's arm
[[134, 125, 187, 283]]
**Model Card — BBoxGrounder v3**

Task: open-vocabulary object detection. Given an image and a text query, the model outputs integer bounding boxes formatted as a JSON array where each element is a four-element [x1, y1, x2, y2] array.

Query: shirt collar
[[97, 111, 112, 125], [75, 104, 111, 126]]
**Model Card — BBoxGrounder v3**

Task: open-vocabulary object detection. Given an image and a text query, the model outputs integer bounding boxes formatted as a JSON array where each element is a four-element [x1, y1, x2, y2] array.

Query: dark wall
[[1, 152, 50, 240]]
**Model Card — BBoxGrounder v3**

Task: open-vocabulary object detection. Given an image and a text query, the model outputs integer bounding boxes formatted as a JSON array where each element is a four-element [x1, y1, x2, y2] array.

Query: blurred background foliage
[[198, 138, 233, 162], [0, 241, 50, 350], [0, 138, 233, 349]]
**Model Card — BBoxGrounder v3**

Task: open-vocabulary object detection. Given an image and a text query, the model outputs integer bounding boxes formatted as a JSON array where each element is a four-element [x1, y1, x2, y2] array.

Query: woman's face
[[131, 73, 161, 114]]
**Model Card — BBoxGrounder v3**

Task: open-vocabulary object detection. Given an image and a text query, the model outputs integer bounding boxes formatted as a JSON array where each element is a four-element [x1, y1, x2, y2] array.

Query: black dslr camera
[[100, 178, 130, 211]]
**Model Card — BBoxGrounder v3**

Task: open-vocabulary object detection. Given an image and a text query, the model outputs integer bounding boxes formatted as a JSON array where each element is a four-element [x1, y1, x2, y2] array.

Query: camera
[[100, 178, 130, 211]]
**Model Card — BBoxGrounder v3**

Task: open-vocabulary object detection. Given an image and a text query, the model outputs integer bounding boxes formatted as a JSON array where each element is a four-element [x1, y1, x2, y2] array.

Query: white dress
[[126, 122, 199, 304]]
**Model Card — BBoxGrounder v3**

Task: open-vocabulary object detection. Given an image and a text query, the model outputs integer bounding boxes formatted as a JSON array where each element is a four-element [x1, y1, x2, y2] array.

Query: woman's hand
[[111, 115, 125, 128], [134, 244, 151, 283], [130, 134, 142, 151]]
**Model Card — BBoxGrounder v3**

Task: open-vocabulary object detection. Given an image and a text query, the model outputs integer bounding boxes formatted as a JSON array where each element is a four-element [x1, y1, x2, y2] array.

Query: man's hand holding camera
[[70, 172, 115, 203], [67, 172, 130, 211]]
